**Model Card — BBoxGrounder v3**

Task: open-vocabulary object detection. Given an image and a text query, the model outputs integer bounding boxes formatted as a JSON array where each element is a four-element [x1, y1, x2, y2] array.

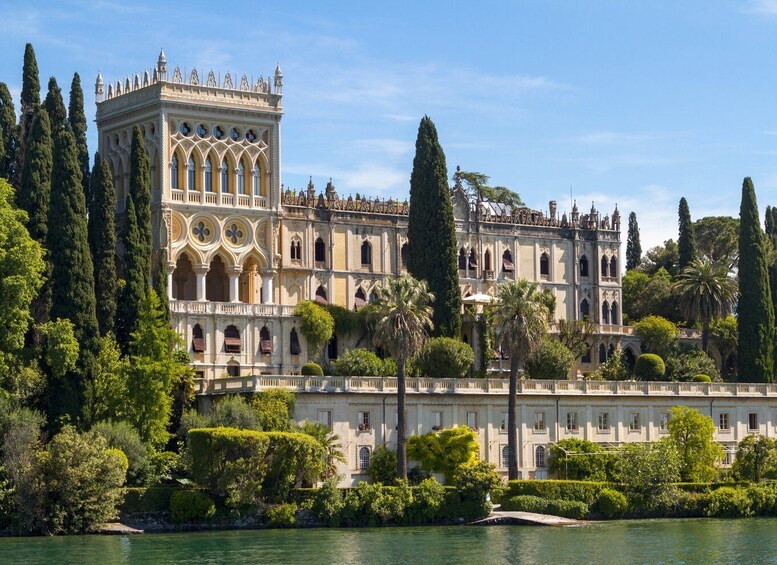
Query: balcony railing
[[169, 189, 269, 209], [171, 300, 296, 317]]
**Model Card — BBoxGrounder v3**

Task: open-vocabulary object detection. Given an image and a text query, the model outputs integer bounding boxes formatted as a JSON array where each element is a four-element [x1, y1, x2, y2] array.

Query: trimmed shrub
[[92, 420, 150, 486], [634, 353, 665, 380], [691, 374, 711, 382], [169, 490, 216, 523], [368, 445, 398, 485], [501, 495, 589, 519], [331, 348, 384, 377], [704, 486, 752, 518], [525, 337, 575, 380], [413, 337, 474, 379], [266, 503, 297, 527], [505, 480, 607, 506], [262, 432, 325, 501], [188, 428, 270, 494], [595, 488, 628, 518], [301, 362, 323, 376], [548, 439, 617, 482]]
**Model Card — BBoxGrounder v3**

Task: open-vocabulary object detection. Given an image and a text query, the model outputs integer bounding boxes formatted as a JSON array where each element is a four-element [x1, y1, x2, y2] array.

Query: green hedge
[[501, 495, 589, 520], [505, 480, 608, 506], [170, 490, 216, 523], [121, 487, 181, 514]]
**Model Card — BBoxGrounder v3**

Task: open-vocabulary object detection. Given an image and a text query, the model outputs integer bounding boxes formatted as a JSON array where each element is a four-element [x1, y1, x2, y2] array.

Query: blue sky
[[3, 1, 777, 250]]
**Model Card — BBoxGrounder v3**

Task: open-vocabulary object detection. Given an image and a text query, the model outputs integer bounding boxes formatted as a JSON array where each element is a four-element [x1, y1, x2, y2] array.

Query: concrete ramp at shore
[[470, 510, 584, 527]]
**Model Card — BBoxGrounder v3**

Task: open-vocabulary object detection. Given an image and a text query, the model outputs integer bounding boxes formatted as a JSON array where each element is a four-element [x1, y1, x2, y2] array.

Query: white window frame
[[500, 445, 510, 469], [659, 412, 670, 433], [566, 412, 578, 432], [358, 411, 371, 432], [466, 412, 478, 430], [318, 410, 332, 429], [535, 445, 546, 468], [597, 412, 610, 432], [749, 412, 759, 432], [357, 446, 371, 470], [431, 411, 443, 430], [534, 411, 546, 432], [629, 412, 641, 432], [719, 412, 730, 432], [500, 412, 508, 433]]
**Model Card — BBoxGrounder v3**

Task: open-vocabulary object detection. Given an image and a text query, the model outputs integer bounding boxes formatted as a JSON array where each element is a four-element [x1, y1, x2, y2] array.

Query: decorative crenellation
[[96, 49, 283, 102]]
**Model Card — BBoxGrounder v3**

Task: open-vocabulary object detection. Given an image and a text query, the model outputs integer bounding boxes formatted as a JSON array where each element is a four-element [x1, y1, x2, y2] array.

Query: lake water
[[0, 518, 774, 564]]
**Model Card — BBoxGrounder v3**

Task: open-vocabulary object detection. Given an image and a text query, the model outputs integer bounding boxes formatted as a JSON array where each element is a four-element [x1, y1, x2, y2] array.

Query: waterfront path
[[470, 509, 584, 527]]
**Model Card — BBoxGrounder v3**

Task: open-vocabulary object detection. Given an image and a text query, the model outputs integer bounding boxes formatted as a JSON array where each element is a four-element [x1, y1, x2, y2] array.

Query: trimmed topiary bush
[[266, 502, 297, 527], [413, 337, 475, 378], [332, 348, 385, 376], [595, 488, 628, 518], [704, 486, 753, 518], [505, 480, 607, 506], [691, 374, 711, 382], [169, 490, 216, 523], [525, 337, 575, 380], [634, 353, 665, 380], [301, 362, 323, 376]]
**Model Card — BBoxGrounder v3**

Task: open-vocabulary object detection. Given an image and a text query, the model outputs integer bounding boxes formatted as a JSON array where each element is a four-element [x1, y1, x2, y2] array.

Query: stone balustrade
[[171, 300, 296, 317]]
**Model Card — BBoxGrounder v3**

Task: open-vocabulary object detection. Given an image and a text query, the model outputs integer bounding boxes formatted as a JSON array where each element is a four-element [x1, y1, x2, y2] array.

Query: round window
[[179, 122, 192, 136], [229, 128, 240, 141], [213, 126, 224, 140], [196, 124, 208, 137], [246, 129, 257, 142]]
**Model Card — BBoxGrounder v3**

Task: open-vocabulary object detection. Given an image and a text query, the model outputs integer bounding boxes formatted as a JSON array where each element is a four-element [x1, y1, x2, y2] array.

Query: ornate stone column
[[262, 272, 274, 304], [228, 266, 242, 303], [194, 265, 208, 301], [166, 263, 175, 301]]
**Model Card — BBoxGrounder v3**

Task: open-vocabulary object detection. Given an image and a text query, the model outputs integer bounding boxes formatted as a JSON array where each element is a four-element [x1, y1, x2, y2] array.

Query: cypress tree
[[153, 249, 171, 324], [129, 124, 152, 281], [48, 127, 99, 422], [18, 109, 53, 332], [16, 43, 41, 187], [678, 197, 696, 271], [737, 178, 774, 383], [88, 153, 117, 336], [766, 205, 777, 370], [0, 83, 17, 181], [68, 73, 90, 204], [407, 116, 461, 338], [43, 77, 67, 133], [626, 211, 642, 271]]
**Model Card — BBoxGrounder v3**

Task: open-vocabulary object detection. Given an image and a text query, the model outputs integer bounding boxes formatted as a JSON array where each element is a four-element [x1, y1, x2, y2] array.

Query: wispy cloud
[[566, 131, 673, 145], [746, 0, 777, 15]]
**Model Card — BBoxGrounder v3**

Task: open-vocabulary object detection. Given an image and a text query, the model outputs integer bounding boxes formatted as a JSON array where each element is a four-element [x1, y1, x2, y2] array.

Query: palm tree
[[492, 279, 552, 480], [371, 275, 434, 479], [298, 421, 346, 480], [673, 258, 737, 353]]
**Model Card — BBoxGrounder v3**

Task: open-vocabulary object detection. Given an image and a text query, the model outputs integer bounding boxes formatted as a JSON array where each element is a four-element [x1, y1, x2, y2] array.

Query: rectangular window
[[566, 412, 578, 432], [534, 412, 546, 432], [358, 411, 371, 431], [466, 412, 477, 430], [318, 410, 332, 429], [500, 445, 509, 469], [719, 413, 730, 431], [598, 412, 610, 432], [660, 412, 670, 432], [725, 449, 735, 466], [629, 413, 641, 432], [749, 413, 759, 431], [500, 412, 508, 433], [432, 411, 443, 430]]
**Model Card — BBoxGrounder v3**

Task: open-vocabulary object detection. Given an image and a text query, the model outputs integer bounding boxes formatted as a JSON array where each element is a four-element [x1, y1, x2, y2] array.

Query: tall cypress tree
[[626, 211, 642, 271], [129, 124, 152, 281], [68, 73, 90, 205], [0, 83, 17, 181], [153, 249, 171, 324], [407, 116, 461, 338], [678, 197, 696, 271], [737, 178, 774, 383], [18, 109, 53, 332], [766, 205, 777, 370], [48, 127, 99, 422], [43, 77, 67, 133], [88, 153, 117, 336], [16, 43, 40, 187]]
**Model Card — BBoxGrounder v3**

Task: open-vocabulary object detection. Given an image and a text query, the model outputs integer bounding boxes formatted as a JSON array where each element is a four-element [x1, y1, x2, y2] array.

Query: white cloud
[[747, 0, 777, 15]]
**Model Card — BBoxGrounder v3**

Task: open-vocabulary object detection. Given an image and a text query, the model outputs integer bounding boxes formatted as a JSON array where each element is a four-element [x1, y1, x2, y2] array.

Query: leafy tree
[[293, 301, 334, 361], [413, 337, 474, 378], [592, 344, 630, 381], [91, 334, 128, 423], [91, 420, 149, 486], [615, 439, 680, 501], [17, 44, 41, 186], [39, 319, 79, 379], [48, 127, 99, 423], [67, 73, 89, 203], [711, 315, 738, 380], [407, 426, 479, 484], [634, 353, 666, 380], [633, 315, 678, 357], [88, 154, 117, 336], [673, 259, 737, 353], [251, 388, 295, 431], [666, 405, 723, 482], [332, 348, 387, 377], [371, 275, 434, 479], [407, 116, 461, 338], [298, 420, 345, 479], [368, 446, 398, 485], [640, 239, 679, 276], [492, 279, 552, 479], [43, 77, 67, 132], [664, 345, 720, 382], [622, 268, 681, 323], [455, 169, 524, 208], [452, 461, 502, 518], [737, 177, 774, 382], [732, 435, 777, 482], [626, 211, 642, 270], [548, 438, 617, 481], [677, 197, 697, 271], [525, 337, 574, 380], [694, 216, 739, 269], [0, 83, 17, 180], [556, 319, 595, 360], [0, 179, 44, 359]]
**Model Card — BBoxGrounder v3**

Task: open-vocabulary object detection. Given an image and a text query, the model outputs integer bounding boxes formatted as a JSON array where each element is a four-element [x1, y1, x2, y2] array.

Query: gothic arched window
[[599, 343, 607, 363], [602, 301, 610, 324], [535, 445, 546, 468], [503, 250, 514, 273], [540, 253, 550, 276], [358, 447, 371, 470], [192, 324, 205, 352], [290, 237, 302, 261], [188, 156, 196, 190], [484, 249, 492, 272], [221, 159, 229, 193], [601, 255, 609, 277], [315, 285, 328, 304], [259, 326, 271, 354], [611, 302, 619, 325], [580, 255, 589, 277], [580, 299, 590, 320], [171, 154, 179, 190], [401, 243, 409, 270], [361, 240, 372, 267], [610, 256, 618, 278], [205, 157, 213, 192], [355, 287, 367, 308], [314, 237, 326, 263], [237, 161, 246, 195], [459, 248, 467, 271], [290, 328, 301, 355], [253, 162, 261, 196]]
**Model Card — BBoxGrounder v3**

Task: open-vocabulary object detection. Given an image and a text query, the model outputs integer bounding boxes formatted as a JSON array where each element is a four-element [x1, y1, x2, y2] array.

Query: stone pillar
[[262, 273, 275, 304], [167, 263, 175, 301], [194, 265, 208, 301], [228, 267, 242, 303]]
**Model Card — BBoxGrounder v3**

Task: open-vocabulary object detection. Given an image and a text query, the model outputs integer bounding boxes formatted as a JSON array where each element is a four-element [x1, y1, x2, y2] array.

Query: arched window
[[171, 154, 179, 189], [581, 343, 592, 363], [580, 255, 589, 277], [290, 237, 301, 261], [253, 162, 261, 196], [315, 285, 328, 304], [327, 334, 338, 360], [501, 445, 510, 469], [401, 243, 409, 270], [540, 253, 549, 276], [259, 326, 271, 354], [290, 328, 301, 355], [535, 445, 546, 468], [187, 156, 196, 190], [458, 248, 467, 271], [602, 301, 610, 324], [503, 250, 514, 273], [599, 343, 607, 363], [608, 343, 615, 359], [484, 249, 492, 272], [355, 287, 367, 308], [204, 157, 213, 192], [624, 347, 637, 371], [224, 325, 241, 353], [227, 361, 240, 377], [580, 299, 590, 320], [358, 447, 371, 470], [314, 237, 326, 263], [468, 249, 478, 271], [610, 256, 618, 278], [611, 302, 619, 325], [221, 159, 229, 193], [192, 324, 205, 352], [237, 161, 246, 194], [361, 240, 372, 267], [601, 255, 609, 277]]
